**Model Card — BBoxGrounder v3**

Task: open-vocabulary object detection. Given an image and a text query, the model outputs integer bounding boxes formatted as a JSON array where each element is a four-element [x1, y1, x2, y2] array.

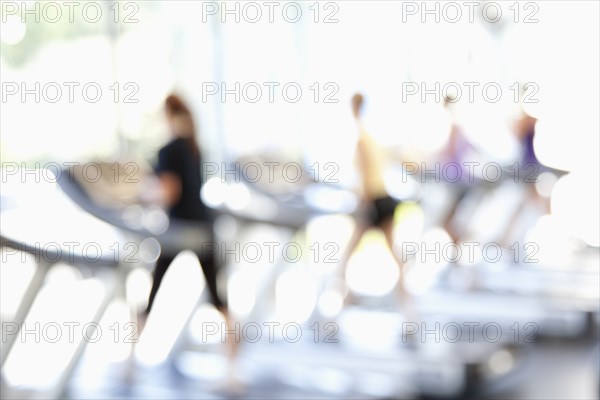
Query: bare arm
[[355, 136, 369, 200], [157, 172, 182, 207]]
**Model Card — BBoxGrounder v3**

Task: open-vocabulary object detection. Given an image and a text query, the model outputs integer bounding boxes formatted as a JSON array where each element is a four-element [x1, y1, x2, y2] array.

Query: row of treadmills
[[1, 163, 598, 399]]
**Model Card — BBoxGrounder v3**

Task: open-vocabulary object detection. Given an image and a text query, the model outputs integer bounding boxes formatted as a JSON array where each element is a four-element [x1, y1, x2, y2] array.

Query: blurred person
[[437, 95, 480, 243], [145, 95, 219, 311], [337, 93, 410, 310], [142, 94, 239, 381], [500, 92, 550, 248]]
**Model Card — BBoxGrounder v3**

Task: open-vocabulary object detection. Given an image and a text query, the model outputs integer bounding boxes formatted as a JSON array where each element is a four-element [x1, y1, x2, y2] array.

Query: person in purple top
[[500, 96, 551, 248], [439, 95, 479, 243]]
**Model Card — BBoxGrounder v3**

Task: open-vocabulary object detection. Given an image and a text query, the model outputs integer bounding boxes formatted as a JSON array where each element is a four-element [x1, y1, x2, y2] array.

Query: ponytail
[[165, 94, 200, 158]]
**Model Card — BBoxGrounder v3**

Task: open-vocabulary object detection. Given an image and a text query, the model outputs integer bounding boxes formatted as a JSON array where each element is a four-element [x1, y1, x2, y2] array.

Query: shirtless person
[[337, 93, 409, 307]]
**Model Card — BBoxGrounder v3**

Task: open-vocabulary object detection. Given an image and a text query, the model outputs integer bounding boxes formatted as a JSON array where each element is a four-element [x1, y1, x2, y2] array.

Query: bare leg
[[442, 200, 462, 244], [501, 180, 549, 248], [380, 219, 416, 322], [216, 306, 245, 394], [442, 187, 469, 244], [500, 196, 528, 249], [531, 184, 550, 214], [380, 219, 404, 272], [218, 306, 238, 363], [337, 221, 369, 303]]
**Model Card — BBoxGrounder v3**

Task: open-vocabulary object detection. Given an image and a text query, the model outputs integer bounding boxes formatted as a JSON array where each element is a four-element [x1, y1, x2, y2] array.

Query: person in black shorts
[[369, 195, 400, 227], [337, 93, 408, 305]]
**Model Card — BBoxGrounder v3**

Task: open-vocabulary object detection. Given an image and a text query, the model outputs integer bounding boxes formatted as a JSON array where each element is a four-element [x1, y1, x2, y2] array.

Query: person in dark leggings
[[145, 94, 224, 313], [144, 94, 238, 374], [146, 236, 223, 314]]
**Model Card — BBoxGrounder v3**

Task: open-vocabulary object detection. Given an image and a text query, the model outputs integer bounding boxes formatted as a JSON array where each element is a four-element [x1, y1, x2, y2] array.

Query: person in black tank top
[[156, 137, 211, 221], [142, 95, 239, 387], [145, 94, 223, 313]]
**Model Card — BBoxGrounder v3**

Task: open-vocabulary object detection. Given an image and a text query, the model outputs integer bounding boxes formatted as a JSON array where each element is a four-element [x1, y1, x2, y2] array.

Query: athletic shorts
[[368, 195, 400, 227]]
